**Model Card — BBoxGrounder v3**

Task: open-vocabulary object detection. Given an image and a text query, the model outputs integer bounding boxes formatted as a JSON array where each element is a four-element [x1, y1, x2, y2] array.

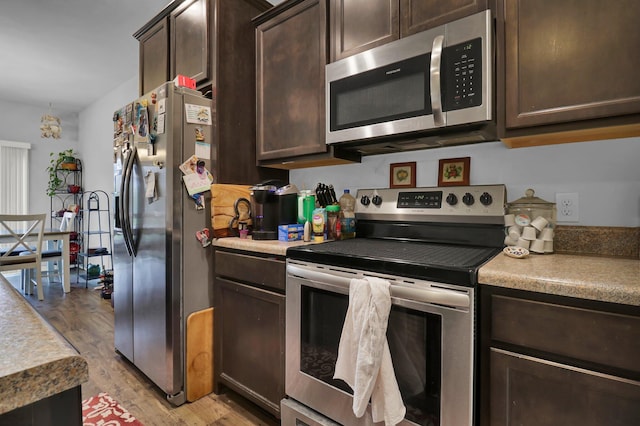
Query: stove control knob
[[360, 195, 371, 206], [480, 192, 493, 206], [462, 192, 475, 206], [372, 195, 383, 206], [446, 193, 458, 206]]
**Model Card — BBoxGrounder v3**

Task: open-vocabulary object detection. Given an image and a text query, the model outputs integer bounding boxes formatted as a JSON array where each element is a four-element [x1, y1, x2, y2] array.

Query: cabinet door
[[503, 0, 640, 129], [214, 277, 285, 417], [139, 19, 169, 96], [256, 0, 328, 161], [171, 0, 210, 86], [330, 0, 399, 62], [330, 0, 489, 61], [491, 348, 640, 425], [400, 0, 488, 37]]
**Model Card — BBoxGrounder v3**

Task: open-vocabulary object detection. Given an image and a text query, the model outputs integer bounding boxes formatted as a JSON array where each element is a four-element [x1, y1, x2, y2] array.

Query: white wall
[[290, 137, 640, 227], [78, 76, 139, 195], [0, 99, 79, 216], [0, 77, 136, 219], [2, 80, 639, 228]]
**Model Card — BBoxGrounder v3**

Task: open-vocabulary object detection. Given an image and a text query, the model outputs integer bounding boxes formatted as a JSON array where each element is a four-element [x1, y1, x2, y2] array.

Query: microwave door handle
[[430, 35, 445, 127]]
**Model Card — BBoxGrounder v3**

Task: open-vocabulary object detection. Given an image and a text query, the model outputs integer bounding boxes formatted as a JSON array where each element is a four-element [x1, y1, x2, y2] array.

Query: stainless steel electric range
[[283, 184, 506, 426]]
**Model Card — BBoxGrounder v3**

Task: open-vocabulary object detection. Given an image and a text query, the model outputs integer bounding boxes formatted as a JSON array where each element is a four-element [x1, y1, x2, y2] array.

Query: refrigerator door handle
[[121, 147, 136, 257], [116, 150, 129, 253]]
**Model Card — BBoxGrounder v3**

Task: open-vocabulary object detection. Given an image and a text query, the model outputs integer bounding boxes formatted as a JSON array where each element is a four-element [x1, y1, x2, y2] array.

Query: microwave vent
[[437, 134, 488, 146]]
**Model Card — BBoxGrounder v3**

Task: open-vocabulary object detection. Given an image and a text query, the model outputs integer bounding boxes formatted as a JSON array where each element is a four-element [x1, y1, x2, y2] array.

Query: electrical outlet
[[556, 193, 579, 222]]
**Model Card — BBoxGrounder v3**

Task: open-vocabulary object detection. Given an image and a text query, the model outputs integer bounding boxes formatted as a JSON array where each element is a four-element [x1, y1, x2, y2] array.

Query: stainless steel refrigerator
[[112, 82, 214, 406]]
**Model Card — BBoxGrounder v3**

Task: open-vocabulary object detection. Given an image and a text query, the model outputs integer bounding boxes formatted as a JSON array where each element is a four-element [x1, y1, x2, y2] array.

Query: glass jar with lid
[[507, 188, 557, 229]]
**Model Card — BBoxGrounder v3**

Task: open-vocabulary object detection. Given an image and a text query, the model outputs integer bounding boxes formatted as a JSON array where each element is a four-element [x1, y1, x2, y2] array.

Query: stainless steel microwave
[[326, 10, 493, 152]]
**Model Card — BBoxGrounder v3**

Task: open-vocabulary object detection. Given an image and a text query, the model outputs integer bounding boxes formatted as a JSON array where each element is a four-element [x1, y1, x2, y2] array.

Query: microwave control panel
[[443, 37, 483, 111]]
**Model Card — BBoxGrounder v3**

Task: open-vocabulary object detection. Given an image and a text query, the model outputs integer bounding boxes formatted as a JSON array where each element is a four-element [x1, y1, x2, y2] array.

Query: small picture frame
[[438, 157, 470, 186], [390, 162, 417, 188]]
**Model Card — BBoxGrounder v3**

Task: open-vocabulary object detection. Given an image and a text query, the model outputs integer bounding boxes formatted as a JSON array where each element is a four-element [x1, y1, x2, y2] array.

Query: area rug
[[82, 392, 144, 425]]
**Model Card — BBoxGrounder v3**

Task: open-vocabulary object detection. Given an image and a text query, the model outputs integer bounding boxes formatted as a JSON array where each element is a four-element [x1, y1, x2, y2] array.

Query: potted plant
[[46, 149, 77, 196], [60, 150, 78, 170]]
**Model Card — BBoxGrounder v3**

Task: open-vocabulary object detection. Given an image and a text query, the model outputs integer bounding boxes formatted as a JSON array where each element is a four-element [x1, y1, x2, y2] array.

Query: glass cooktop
[[287, 238, 500, 286]]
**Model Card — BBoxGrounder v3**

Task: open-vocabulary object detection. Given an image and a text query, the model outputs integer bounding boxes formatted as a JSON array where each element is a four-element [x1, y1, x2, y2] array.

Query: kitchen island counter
[[0, 279, 88, 418], [479, 252, 640, 306], [213, 236, 319, 257]]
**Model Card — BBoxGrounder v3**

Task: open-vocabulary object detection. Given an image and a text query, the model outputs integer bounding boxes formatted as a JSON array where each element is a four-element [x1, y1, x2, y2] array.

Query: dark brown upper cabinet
[[329, 0, 398, 62], [254, 0, 360, 169], [330, 0, 489, 62], [136, 0, 209, 96], [136, 0, 287, 185], [138, 19, 169, 96], [170, 0, 210, 87], [498, 0, 640, 147]]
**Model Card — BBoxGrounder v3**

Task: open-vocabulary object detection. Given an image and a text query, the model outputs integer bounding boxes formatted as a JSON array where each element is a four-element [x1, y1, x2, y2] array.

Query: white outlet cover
[[556, 193, 579, 222]]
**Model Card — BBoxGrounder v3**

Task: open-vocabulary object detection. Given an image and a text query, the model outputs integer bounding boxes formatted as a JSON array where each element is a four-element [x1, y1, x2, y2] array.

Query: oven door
[[285, 260, 475, 426]]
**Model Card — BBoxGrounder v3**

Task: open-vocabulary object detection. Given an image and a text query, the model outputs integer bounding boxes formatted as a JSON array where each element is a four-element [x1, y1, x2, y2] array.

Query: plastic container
[[312, 209, 325, 242], [303, 194, 316, 223], [297, 190, 312, 224], [338, 189, 356, 239], [326, 204, 341, 240]]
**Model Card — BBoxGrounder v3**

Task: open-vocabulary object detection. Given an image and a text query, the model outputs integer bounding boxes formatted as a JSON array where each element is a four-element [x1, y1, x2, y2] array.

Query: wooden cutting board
[[210, 184, 252, 237], [186, 307, 213, 402]]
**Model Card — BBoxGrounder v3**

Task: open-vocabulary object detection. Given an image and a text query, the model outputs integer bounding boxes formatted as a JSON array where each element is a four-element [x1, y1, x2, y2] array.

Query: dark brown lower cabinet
[[490, 349, 640, 425], [480, 286, 640, 426], [0, 386, 82, 426], [214, 249, 285, 418]]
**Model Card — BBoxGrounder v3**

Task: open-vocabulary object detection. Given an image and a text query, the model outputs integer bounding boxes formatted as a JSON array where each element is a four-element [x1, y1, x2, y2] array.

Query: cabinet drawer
[[490, 348, 640, 426], [491, 294, 640, 374], [215, 250, 285, 291]]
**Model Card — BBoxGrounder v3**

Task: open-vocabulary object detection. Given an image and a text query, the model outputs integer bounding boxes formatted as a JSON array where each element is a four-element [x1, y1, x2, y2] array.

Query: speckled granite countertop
[[213, 237, 318, 256], [215, 238, 640, 306], [0, 280, 88, 414], [479, 253, 640, 306]]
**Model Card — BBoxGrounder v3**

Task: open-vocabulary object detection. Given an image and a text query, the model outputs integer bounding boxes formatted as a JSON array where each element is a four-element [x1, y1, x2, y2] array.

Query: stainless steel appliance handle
[[117, 151, 130, 224], [287, 264, 470, 308], [430, 34, 445, 127], [118, 149, 131, 255], [121, 147, 136, 256]]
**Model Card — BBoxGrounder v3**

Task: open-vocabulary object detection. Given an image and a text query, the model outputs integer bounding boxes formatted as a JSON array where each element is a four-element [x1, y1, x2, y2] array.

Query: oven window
[[300, 286, 442, 425]]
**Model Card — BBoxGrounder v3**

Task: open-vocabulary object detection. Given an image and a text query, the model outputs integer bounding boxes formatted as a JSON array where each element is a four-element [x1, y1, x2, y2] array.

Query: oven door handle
[[287, 264, 470, 309]]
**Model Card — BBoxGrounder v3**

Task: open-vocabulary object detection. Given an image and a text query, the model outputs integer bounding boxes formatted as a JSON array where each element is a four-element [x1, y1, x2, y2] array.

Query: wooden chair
[[43, 211, 76, 283], [0, 214, 46, 299]]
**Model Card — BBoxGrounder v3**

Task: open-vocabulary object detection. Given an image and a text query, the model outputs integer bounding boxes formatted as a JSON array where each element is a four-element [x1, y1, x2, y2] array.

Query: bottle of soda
[[338, 189, 356, 239]]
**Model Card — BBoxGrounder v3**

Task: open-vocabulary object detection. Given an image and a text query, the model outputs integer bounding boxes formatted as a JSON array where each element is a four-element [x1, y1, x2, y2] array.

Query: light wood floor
[[9, 274, 278, 426]]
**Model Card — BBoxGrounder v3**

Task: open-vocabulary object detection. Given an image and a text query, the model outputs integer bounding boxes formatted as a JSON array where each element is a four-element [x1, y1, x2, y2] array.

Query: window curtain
[[0, 140, 30, 214]]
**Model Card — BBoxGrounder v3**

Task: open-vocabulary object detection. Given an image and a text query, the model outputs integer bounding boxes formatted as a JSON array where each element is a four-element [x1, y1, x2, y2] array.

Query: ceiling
[[0, 0, 281, 114]]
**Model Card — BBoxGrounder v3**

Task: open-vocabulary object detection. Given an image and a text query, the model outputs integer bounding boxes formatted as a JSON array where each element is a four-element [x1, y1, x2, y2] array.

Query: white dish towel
[[334, 276, 406, 425]]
